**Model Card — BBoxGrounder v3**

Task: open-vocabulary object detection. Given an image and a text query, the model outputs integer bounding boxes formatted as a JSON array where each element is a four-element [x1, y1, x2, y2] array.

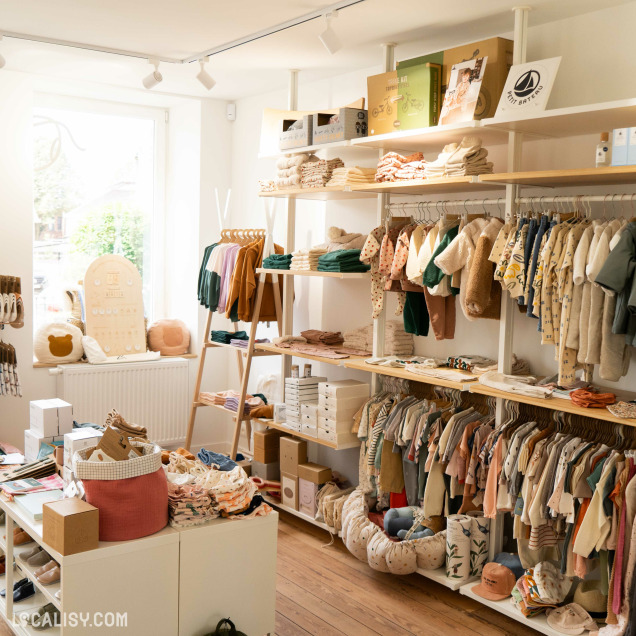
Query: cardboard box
[[24, 430, 61, 463], [43, 498, 99, 555], [298, 462, 332, 484], [300, 421, 318, 438], [63, 429, 103, 469], [298, 478, 319, 516], [318, 394, 368, 410], [30, 399, 74, 437], [317, 427, 359, 447], [279, 115, 313, 150], [613, 128, 628, 166], [397, 37, 514, 122], [251, 460, 280, 481], [367, 70, 399, 135], [396, 62, 441, 131], [253, 446, 279, 465], [318, 380, 370, 399], [285, 376, 328, 387], [312, 108, 368, 145], [281, 472, 299, 510], [317, 403, 362, 422], [237, 459, 251, 477], [280, 437, 307, 476], [318, 416, 354, 433], [254, 429, 285, 451], [627, 128, 636, 165]]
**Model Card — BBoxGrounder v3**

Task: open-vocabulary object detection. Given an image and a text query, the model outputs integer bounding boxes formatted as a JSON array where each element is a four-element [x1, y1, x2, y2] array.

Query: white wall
[[227, 1, 636, 480]]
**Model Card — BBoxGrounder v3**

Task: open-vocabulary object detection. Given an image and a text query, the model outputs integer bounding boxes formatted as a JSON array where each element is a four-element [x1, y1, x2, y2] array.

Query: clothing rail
[[385, 193, 636, 210]]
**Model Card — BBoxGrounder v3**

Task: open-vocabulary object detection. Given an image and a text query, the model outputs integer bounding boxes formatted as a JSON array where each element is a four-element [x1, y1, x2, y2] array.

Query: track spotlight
[[142, 59, 162, 90], [319, 12, 341, 55], [196, 58, 216, 91], [0, 36, 5, 69]]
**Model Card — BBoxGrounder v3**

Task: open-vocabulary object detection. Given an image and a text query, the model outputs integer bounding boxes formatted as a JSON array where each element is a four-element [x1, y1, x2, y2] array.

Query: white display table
[[0, 496, 277, 635]]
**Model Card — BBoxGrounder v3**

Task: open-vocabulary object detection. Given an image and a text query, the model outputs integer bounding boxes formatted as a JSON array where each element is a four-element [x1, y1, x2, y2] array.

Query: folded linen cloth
[[478, 371, 553, 398], [318, 249, 370, 272]]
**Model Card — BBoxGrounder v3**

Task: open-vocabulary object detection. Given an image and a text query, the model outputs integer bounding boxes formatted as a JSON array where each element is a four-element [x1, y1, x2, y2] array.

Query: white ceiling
[[0, 0, 632, 101]]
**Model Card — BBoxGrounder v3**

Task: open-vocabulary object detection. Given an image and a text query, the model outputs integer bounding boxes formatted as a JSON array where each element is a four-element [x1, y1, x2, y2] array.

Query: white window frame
[[33, 92, 167, 322]]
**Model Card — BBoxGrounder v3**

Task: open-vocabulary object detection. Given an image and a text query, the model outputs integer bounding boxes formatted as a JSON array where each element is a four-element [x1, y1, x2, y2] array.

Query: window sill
[[33, 353, 198, 368]]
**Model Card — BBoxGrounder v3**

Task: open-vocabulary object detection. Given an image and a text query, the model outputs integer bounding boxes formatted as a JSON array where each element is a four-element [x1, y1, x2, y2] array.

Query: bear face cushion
[[34, 323, 84, 364], [147, 319, 190, 356]]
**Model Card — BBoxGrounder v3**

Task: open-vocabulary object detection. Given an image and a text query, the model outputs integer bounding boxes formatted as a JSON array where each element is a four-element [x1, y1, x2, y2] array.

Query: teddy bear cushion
[[147, 319, 190, 356], [34, 322, 84, 363]]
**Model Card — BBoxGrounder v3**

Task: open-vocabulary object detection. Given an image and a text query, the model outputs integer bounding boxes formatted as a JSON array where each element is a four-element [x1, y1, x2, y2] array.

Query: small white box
[[63, 429, 103, 468], [273, 404, 287, 422], [318, 416, 354, 433], [316, 426, 359, 447], [24, 429, 57, 463], [301, 421, 318, 437], [318, 404, 361, 422], [62, 466, 74, 484], [318, 395, 368, 410], [285, 376, 328, 387], [30, 399, 74, 437], [300, 402, 318, 416], [318, 380, 370, 399]]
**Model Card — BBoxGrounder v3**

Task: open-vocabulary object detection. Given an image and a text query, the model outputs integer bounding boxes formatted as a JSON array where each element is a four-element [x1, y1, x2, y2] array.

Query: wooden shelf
[[258, 186, 377, 200], [16, 553, 61, 612], [194, 398, 251, 421], [418, 569, 477, 591], [468, 384, 636, 427], [350, 120, 509, 152], [459, 581, 563, 636], [343, 358, 477, 391], [350, 176, 503, 195], [253, 418, 360, 450], [256, 268, 369, 279], [481, 97, 636, 140], [481, 166, 636, 188], [259, 139, 376, 159], [255, 342, 370, 367], [204, 341, 277, 356]]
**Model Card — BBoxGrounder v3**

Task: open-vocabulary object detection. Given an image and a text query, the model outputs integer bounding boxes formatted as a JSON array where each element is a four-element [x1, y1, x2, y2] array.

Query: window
[[32, 96, 165, 334]]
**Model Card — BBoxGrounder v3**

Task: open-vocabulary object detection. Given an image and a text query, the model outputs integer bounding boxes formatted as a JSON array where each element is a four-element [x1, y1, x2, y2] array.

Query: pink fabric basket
[[74, 442, 168, 541]]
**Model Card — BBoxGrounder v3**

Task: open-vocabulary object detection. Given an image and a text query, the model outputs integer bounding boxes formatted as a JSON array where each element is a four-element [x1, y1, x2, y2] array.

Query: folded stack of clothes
[[301, 158, 344, 188], [394, 159, 427, 180], [511, 562, 572, 618], [198, 390, 265, 415], [262, 253, 292, 269], [326, 166, 376, 187], [317, 249, 370, 273], [290, 247, 327, 270], [230, 337, 269, 349], [168, 483, 217, 528], [313, 227, 366, 252], [445, 137, 493, 176], [375, 152, 424, 182], [300, 329, 344, 345], [258, 179, 275, 192], [343, 320, 414, 355], [210, 330, 249, 344], [198, 465, 260, 517], [425, 137, 494, 178], [275, 154, 316, 189]]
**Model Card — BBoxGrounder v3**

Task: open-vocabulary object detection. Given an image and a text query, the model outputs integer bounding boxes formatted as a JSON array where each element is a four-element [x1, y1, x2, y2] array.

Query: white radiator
[[55, 359, 189, 446]]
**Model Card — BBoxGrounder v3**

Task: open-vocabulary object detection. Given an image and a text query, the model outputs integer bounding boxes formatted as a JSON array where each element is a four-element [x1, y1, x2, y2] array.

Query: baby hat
[[534, 562, 573, 604], [546, 604, 597, 635], [472, 562, 517, 601]]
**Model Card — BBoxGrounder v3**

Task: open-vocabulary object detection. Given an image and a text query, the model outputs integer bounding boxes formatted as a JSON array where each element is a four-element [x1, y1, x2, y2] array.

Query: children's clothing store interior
[[3, 1, 636, 634]]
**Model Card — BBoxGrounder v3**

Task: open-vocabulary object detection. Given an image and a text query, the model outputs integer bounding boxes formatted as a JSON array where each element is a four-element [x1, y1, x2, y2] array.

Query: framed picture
[[439, 56, 488, 126]]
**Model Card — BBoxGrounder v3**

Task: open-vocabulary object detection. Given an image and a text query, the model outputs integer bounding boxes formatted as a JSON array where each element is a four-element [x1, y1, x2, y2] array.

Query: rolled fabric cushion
[[414, 530, 447, 570], [345, 516, 381, 562], [367, 531, 392, 572], [385, 540, 418, 575]]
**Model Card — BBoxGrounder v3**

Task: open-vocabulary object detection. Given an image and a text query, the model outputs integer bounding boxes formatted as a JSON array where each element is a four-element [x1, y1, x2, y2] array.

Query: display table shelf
[[258, 186, 377, 200], [255, 342, 370, 367], [255, 268, 370, 279], [252, 418, 360, 450], [350, 176, 503, 195]]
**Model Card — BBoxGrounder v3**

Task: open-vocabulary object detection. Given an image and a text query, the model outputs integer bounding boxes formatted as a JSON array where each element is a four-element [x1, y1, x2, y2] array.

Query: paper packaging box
[[298, 462, 332, 484], [319, 380, 370, 399], [30, 399, 74, 437], [298, 478, 319, 516], [253, 446, 279, 465], [63, 429, 103, 469], [317, 426, 359, 447], [312, 108, 368, 145], [627, 128, 636, 165], [301, 422, 318, 438], [24, 430, 60, 463], [281, 472, 299, 510], [318, 404, 360, 422], [318, 416, 354, 434], [613, 128, 628, 166], [280, 437, 307, 476], [319, 395, 368, 410], [396, 62, 441, 131], [43, 498, 99, 556], [367, 70, 399, 135], [254, 429, 286, 451], [273, 403, 287, 422], [251, 460, 280, 481], [285, 376, 328, 387], [279, 114, 313, 150], [397, 37, 513, 121]]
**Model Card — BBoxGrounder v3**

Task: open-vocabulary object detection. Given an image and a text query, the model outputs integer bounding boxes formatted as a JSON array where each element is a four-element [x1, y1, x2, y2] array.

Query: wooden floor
[[275, 510, 540, 636]]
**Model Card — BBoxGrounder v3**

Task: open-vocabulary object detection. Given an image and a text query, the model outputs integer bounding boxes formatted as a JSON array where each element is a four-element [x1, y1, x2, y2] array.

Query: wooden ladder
[[185, 271, 283, 459]]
